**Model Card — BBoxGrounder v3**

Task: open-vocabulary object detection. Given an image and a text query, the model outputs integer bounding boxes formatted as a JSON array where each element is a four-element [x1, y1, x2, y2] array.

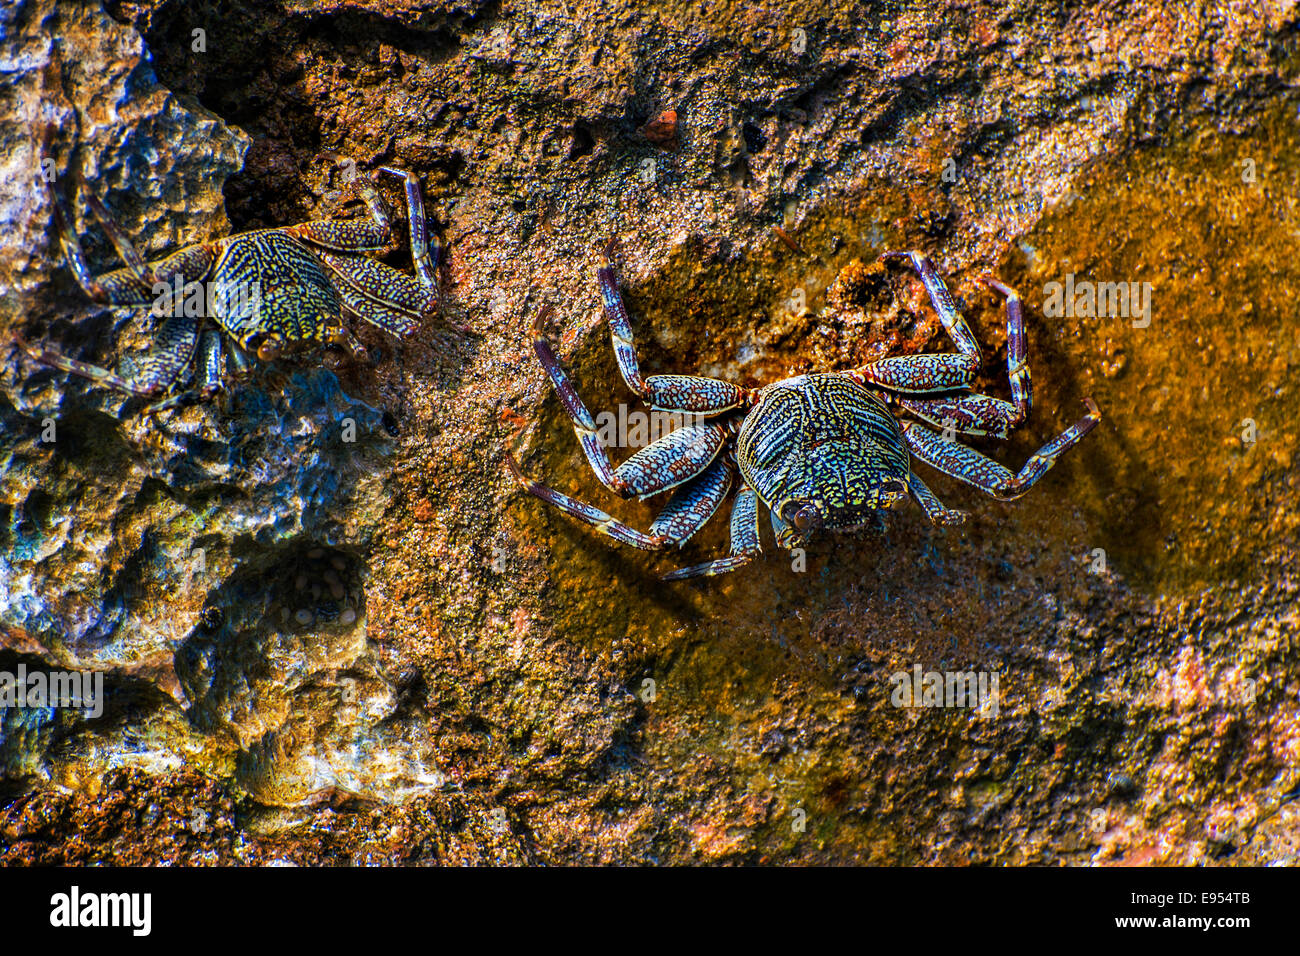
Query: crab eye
[[255, 337, 282, 362], [793, 505, 820, 531]]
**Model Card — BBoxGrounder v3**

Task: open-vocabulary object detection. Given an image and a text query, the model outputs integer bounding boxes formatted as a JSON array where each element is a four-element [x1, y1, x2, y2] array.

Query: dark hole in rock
[[21, 488, 52, 533], [568, 122, 595, 159]]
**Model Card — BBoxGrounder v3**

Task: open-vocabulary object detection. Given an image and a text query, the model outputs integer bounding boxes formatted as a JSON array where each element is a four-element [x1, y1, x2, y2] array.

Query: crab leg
[[49, 185, 158, 303], [902, 399, 1101, 501], [317, 253, 423, 338], [848, 251, 989, 393], [111, 313, 202, 397], [979, 276, 1032, 416], [51, 193, 216, 309], [289, 216, 390, 254], [649, 456, 735, 544], [663, 483, 762, 579], [529, 306, 731, 497], [349, 172, 395, 237], [880, 251, 982, 359], [17, 312, 200, 398], [895, 393, 1021, 440], [302, 166, 444, 331], [227, 341, 255, 378], [612, 423, 733, 498], [289, 164, 398, 253], [377, 166, 439, 298], [597, 259, 751, 414], [26, 192, 216, 398], [81, 191, 157, 287], [893, 276, 1037, 436], [197, 328, 224, 395], [16, 334, 147, 394], [907, 472, 969, 525], [504, 453, 668, 550], [144, 329, 225, 413], [851, 353, 980, 392]]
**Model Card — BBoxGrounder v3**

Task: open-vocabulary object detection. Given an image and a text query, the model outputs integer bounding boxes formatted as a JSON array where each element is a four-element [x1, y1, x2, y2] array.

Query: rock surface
[[1, 0, 1298, 864]]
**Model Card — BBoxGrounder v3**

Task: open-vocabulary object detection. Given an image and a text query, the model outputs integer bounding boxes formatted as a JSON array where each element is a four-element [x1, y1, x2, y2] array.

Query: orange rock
[[640, 109, 678, 148]]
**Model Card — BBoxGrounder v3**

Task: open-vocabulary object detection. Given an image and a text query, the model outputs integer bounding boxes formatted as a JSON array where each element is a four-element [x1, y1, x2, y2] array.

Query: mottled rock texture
[[1, 0, 1298, 864]]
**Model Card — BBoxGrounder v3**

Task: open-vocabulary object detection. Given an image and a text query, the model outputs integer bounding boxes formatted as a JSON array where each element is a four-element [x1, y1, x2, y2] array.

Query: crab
[[505, 250, 1101, 580], [14, 163, 446, 410]]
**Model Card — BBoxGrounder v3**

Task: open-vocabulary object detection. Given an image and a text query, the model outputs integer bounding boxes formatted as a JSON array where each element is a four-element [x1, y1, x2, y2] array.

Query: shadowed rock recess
[[0, 0, 1297, 864]]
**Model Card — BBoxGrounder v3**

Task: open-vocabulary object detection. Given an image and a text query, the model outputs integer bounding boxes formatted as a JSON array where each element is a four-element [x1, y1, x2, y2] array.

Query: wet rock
[[0, 0, 420, 812], [0, 0, 247, 326], [1, 0, 1298, 865]]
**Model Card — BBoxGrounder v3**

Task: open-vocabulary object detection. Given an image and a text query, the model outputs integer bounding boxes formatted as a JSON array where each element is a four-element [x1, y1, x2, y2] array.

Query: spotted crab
[[15, 164, 446, 410], [506, 250, 1101, 579]]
